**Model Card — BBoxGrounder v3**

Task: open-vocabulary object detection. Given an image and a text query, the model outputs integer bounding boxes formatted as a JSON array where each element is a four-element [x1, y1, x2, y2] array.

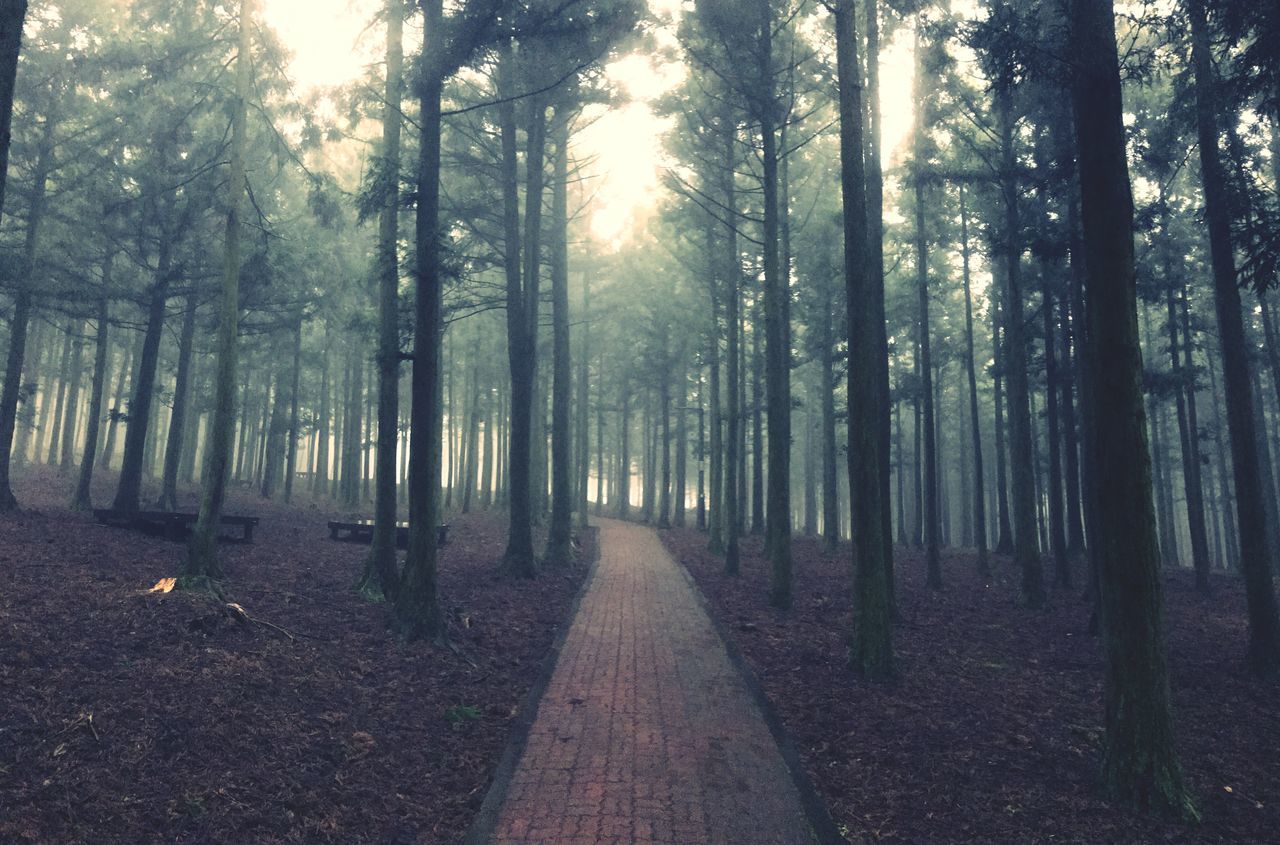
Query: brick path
[[489, 518, 816, 845]]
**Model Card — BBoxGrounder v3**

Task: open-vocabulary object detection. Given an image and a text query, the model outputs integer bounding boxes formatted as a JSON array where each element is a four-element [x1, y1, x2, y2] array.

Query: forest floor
[[0, 467, 592, 845], [663, 528, 1279, 844]]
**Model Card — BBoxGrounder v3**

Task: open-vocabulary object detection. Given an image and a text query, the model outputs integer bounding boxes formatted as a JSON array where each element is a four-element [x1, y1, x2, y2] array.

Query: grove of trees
[[3, 0, 1280, 820]]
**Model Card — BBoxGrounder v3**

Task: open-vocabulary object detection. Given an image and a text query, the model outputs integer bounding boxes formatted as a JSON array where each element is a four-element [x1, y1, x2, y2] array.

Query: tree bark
[[114, 233, 173, 513], [499, 44, 545, 578], [1189, 0, 1280, 672], [157, 294, 197, 510], [361, 0, 406, 600], [997, 81, 1046, 607], [0, 0, 28, 219], [181, 0, 253, 587], [837, 0, 892, 676], [71, 264, 112, 511], [546, 108, 574, 563], [1069, 0, 1195, 815], [959, 187, 989, 577], [392, 0, 447, 638], [0, 115, 51, 511]]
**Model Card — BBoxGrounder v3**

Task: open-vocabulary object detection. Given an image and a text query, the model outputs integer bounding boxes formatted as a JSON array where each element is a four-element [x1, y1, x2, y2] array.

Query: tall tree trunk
[[706, 214, 724, 553], [751, 309, 764, 535], [181, 0, 253, 587], [1206, 343, 1240, 569], [756, 10, 790, 606], [546, 108, 574, 563], [1189, 0, 1280, 672], [1168, 275, 1211, 590], [837, 0, 891, 676], [314, 332, 331, 494], [283, 315, 302, 503], [60, 322, 87, 469], [696, 373, 706, 529], [158, 295, 197, 510], [0, 116, 50, 510], [261, 359, 290, 498], [959, 186, 989, 577], [1043, 279, 1070, 587], [997, 82, 1046, 607], [113, 235, 174, 513], [991, 286, 1014, 553], [674, 358, 688, 527], [103, 338, 133, 471], [71, 269, 112, 511], [914, 171, 940, 589], [618, 375, 630, 519], [802, 378, 817, 536], [0, 1, 28, 219], [1069, 0, 1194, 814], [392, 0, 446, 638], [361, 0, 406, 600], [45, 322, 73, 467], [866, 0, 895, 591], [595, 363, 605, 516], [820, 325, 839, 552], [576, 270, 591, 529], [721, 123, 741, 575], [499, 45, 545, 578]]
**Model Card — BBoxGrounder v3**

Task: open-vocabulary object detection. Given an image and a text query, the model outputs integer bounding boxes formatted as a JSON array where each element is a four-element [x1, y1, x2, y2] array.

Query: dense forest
[[2, 0, 1280, 840]]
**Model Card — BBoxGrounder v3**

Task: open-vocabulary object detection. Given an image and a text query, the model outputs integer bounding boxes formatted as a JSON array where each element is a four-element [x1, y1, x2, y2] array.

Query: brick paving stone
[[490, 519, 816, 845]]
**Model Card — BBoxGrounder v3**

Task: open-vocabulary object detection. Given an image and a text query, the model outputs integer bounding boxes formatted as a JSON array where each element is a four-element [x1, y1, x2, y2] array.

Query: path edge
[[666, 532, 847, 845], [463, 525, 603, 845]]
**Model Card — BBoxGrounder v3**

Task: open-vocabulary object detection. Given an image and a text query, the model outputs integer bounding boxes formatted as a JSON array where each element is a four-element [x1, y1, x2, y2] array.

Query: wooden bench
[[93, 509, 260, 543], [327, 519, 449, 549]]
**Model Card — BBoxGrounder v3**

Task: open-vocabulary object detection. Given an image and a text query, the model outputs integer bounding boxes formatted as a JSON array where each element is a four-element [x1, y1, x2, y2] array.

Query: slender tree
[[180, 0, 254, 590]]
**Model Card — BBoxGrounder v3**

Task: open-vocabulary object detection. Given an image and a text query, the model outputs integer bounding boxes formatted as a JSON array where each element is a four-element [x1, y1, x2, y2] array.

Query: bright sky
[[260, 0, 916, 245]]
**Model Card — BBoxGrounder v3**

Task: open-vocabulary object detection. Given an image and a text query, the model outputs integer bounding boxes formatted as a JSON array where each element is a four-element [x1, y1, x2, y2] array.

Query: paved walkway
[[489, 519, 816, 845]]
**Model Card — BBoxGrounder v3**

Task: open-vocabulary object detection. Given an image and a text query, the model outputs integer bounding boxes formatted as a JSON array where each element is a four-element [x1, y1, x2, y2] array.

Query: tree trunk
[[0, 116, 50, 510], [103, 338, 133, 471], [113, 235, 173, 513], [707, 221, 724, 553], [721, 122, 741, 575], [392, 0, 446, 638], [283, 315, 302, 502], [71, 269, 112, 511], [997, 83, 1046, 607], [576, 270, 591, 529], [546, 108, 574, 563], [992, 287, 1014, 553], [159, 295, 197, 510], [837, 0, 891, 676], [0, 0, 28, 219], [914, 171, 940, 589], [1069, 0, 1195, 814], [45, 322, 73, 467], [360, 0, 406, 600], [820, 325, 839, 553], [959, 186, 989, 577], [181, 0, 253, 587], [1168, 274, 1211, 590], [1043, 278, 1070, 587], [1189, 0, 1280, 672], [499, 45, 545, 578]]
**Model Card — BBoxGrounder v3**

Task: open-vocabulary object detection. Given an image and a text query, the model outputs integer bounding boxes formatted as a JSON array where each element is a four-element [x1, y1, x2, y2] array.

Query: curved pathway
[[487, 518, 817, 845]]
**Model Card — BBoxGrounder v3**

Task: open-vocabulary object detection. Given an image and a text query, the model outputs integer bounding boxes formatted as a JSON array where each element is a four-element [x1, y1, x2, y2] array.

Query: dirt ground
[[663, 528, 1279, 844], [0, 467, 591, 844]]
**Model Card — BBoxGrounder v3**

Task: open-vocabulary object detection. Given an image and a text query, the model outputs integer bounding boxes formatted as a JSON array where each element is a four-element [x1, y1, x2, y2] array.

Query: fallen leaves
[[664, 529, 1280, 844], [0, 467, 593, 845]]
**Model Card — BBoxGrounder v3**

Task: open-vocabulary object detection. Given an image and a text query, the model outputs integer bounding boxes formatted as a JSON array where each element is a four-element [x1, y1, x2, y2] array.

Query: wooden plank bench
[[327, 520, 449, 549], [93, 509, 260, 543]]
